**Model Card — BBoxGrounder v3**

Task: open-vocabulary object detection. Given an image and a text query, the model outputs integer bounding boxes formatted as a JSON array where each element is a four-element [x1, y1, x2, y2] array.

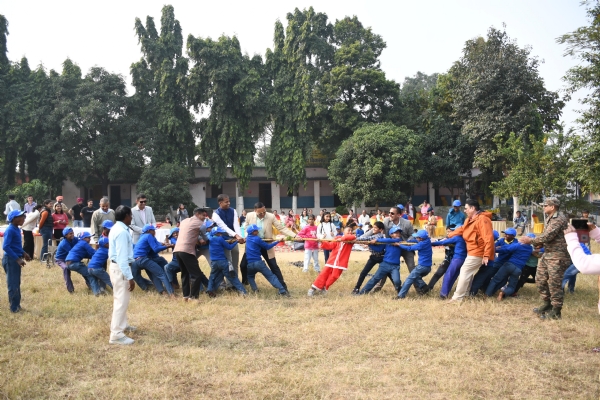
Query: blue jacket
[[56, 237, 79, 260], [2, 224, 25, 260], [433, 236, 467, 260], [446, 210, 466, 228], [497, 241, 533, 269], [356, 232, 386, 254], [209, 235, 237, 261], [134, 233, 167, 259], [66, 240, 95, 262], [245, 234, 279, 263], [88, 236, 109, 269], [377, 238, 402, 264], [355, 228, 364, 237], [399, 238, 433, 267], [494, 238, 516, 267]]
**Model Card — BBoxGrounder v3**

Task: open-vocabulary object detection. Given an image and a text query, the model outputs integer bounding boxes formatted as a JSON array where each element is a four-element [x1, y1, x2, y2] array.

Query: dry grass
[[1, 244, 600, 399]]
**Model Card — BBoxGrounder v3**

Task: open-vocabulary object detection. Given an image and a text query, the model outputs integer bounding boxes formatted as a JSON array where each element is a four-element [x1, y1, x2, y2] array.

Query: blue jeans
[[207, 259, 247, 294], [247, 260, 286, 293], [88, 268, 113, 294], [398, 264, 431, 298], [39, 226, 53, 260], [2, 255, 21, 312], [440, 258, 465, 297], [67, 261, 100, 294], [562, 264, 579, 293], [360, 261, 401, 294], [131, 257, 173, 294], [485, 262, 521, 297], [72, 220, 84, 228], [164, 259, 180, 285], [470, 264, 497, 295]]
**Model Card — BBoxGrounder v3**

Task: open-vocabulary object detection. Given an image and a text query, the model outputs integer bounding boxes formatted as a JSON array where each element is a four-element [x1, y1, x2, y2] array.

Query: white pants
[[304, 249, 320, 271], [109, 262, 131, 340], [451, 255, 483, 301]]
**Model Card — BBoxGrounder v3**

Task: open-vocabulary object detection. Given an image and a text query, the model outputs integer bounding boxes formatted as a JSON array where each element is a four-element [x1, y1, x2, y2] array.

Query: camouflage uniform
[[531, 210, 571, 308]]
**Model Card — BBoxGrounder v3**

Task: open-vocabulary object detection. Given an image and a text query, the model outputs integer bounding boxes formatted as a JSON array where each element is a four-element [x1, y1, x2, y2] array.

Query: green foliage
[[335, 205, 349, 215], [136, 163, 193, 215], [187, 34, 269, 189], [8, 179, 49, 204], [328, 123, 422, 206]]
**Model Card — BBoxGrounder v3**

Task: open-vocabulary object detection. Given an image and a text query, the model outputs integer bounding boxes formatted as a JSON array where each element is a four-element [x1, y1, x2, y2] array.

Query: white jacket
[[317, 221, 336, 240], [22, 210, 40, 231]]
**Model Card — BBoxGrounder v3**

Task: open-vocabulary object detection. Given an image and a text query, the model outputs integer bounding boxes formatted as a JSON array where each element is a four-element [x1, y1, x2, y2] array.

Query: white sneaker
[[307, 288, 315, 296], [109, 336, 135, 345], [302, 268, 308, 273]]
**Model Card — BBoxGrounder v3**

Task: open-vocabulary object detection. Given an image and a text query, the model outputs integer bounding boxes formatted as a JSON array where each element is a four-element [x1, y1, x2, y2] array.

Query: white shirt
[[212, 208, 242, 237], [21, 210, 40, 231], [358, 214, 371, 225], [109, 221, 134, 280]]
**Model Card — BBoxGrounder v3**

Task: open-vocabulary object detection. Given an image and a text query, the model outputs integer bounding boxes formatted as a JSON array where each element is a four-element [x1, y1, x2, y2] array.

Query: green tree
[[328, 123, 422, 207], [136, 162, 193, 216], [130, 5, 194, 167], [8, 179, 50, 204], [558, 0, 600, 193], [448, 27, 564, 178], [187, 34, 269, 189]]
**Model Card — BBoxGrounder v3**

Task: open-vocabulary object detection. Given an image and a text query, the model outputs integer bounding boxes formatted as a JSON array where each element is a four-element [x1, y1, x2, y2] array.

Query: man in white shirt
[[211, 194, 244, 285], [130, 193, 156, 244], [4, 194, 20, 221], [358, 210, 371, 226]]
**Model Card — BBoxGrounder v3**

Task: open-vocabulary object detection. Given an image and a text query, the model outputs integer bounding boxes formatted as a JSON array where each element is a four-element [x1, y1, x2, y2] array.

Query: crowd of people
[[2, 193, 600, 349]]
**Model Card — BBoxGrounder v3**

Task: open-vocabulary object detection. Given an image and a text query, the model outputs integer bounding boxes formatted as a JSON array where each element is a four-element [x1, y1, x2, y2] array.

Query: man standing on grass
[[130, 194, 156, 244], [91, 198, 115, 240], [2, 210, 31, 313], [447, 199, 495, 304], [518, 197, 570, 319], [69, 197, 85, 228], [108, 205, 136, 345], [211, 194, 244, 285]]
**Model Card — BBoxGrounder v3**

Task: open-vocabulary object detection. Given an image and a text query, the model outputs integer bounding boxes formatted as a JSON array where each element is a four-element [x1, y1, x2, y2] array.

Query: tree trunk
[[513, 196, 519, 221]]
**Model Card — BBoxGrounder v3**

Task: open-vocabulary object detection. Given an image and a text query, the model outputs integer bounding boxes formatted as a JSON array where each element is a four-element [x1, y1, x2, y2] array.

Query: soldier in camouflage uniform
[[519, 197, 571, 319]]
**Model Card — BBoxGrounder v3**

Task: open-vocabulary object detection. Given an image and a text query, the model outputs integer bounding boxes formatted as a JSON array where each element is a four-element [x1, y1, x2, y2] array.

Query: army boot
[[533, 301, 552, 315], [540, 307, 562, 320]]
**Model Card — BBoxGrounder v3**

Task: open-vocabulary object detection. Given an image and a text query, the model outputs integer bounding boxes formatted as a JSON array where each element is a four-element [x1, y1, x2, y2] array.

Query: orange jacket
[[325, 234, 356, 270], [448, 211, 495, 260]]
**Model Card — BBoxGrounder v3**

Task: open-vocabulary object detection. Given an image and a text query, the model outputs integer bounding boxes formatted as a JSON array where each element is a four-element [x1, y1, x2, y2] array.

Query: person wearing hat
[[446, 200, 466, 228], [54, 195, 69, 216], [425, 208, 437, 239], [514, 234, 544, 294], [427, 225, 457, 294], [245, 224, 288, 296], [2, 210, 31, 312], [88, 224, 114, 296], [396, 204, 409, 220], [356, 226, 402, 295], [65, 231, 100, 295], [519, 197, 570, 319], [164, 227, 181, 289], [396, 229, 433, 299], [131, 224, 175, 296], [485, 232, 533, 300], [206, 227, 247, 297], [431, 224, 467, 299], [54, 227, 79, 293], [513, 210, 527, 236], [355, 223, 364, 237], [69, 198, 86, 228]]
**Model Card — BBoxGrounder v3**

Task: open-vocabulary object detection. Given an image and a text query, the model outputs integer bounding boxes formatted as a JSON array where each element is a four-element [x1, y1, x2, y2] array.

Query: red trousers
[[313, 267, 344, 290]]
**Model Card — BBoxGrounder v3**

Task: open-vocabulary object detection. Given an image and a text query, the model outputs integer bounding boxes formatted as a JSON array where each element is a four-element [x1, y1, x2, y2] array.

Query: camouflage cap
[[542, 197, 560, 207]]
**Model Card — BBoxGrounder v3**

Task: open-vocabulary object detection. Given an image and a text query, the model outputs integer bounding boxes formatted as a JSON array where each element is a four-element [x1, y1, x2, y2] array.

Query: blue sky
[[1, 0, 590, 128]]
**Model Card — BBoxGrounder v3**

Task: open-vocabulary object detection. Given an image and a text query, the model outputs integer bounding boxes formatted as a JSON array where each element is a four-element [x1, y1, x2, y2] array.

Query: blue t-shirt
[[208, 235, 237, 261], [66, 240, 95, 262], [497, 241, 534, 269], [377, 238, 402, 264], [88, 236, 109, 269], [134, 233, 167, 259], [433, 236, 467, 260], [494, 237, 516, 266], [355, 228, 364, 237], [245, 234, 279, 263], [2, 224, 24, 260], [399, 238, 433, 267], [55, 237, 79, 260]]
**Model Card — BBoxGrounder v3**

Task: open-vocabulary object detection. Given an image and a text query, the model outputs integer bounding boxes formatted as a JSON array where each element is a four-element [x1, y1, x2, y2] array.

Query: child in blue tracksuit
[[352, 221, 387, 294], [397, 229, 433, 298], [2, 210, 31, 312], [206, 227, 247, 296], [355, 224, 364, 237], [561, 243, 590, 293], [87, 236, 113, 295], [55, 227, 78, 293], [469, 230, 501, 295], [431, 225, 467, 299], [244, 224, 288, 296], [164, 227, 181, 288], [132, 224, 174, 295], [358, 226, 402, 295], [65, 231, 100, 294], [485, 237, 533, 299]]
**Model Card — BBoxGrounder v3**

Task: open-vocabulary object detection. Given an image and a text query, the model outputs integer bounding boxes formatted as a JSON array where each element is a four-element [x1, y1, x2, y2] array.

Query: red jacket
[[325, 234, 356, 270]]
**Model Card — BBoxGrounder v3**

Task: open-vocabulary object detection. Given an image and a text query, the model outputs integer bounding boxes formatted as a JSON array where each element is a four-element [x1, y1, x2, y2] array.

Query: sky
[[0, 0, 591, 128]]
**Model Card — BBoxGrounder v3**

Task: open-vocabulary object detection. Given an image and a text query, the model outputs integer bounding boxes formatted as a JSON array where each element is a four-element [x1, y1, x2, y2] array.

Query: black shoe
[[540, 307, 562, 320], [533, 301, 552, 315], [206, 291, 217, 298], [242, 281, 249, 285], [279, 291, 291, 297], [351, 288, 359, 295]]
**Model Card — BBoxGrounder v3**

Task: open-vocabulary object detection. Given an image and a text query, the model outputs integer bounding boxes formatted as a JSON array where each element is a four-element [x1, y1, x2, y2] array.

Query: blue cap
[[389, 226, 402, 235], [102, 220, 114, 229], [396, 204, 405, 210], [413, 229, 429, 239], [205, 220, 215, 229], [503, 228, 517, 236], [493, 230, 500, 240], [214, 227, 227, 234], [98, 236, 109, 246], [452, 200, 461, 207], [169, 227, 179, 237], [7, 210, 25, 222], [526, 233, 536, 238], [142, 224, 156, 234], [62, 227, 73, 236], [78, 231, 92, 239], [246, 224, 259, 234], [358, 223, 363, 227]]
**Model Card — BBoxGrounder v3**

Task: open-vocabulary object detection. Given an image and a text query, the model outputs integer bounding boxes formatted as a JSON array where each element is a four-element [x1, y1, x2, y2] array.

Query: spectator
[[54, 196, 70, 217], [513, 211, 527, 236], [285, 210, 296, 231], [80, 200, 96, 228], [446, 200, 466, 228], [4, 194, 20, 221], [239, 210, 247, 226], [52, 202, 69, 240], [582, 209, 596, 225], [69, 198, 85, 228], [419, 200, 431, 216], [426, 208, 437, 238], [273, 210, 281, 221], [376, 209, 384, 222], [331, 210, 342, 229], [299, 210, 309, 229], [176, 204, 189, 223], [358, 210, 371, 226], [317, 212, 336, 263], [38, 199, 54, 261], [22, 204, 43, 259], [23, 195, 37, 214], [91, 198, 116, 240]]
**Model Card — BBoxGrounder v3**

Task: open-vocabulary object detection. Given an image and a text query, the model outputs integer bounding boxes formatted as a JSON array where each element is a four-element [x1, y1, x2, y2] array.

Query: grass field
[[1, 244, 600, 399]]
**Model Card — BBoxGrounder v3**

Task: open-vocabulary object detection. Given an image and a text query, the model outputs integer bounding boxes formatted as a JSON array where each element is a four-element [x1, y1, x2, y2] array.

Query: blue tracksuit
[[207, 235, 246, 294], [433, 236, 467, 297], [486, 242, 533, 297], [131, 233, 173, 294], [65, 240, 99, 294], [87, 236, 112, 292], [245, 234, 285, 293], [359, 238, 401, 294], [398, 238, 433, 298], [2, 224, 26, 312]]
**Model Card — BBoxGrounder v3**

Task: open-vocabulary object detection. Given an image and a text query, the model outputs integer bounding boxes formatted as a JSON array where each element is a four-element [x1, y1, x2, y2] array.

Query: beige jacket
[[244, 212, 296, 259]]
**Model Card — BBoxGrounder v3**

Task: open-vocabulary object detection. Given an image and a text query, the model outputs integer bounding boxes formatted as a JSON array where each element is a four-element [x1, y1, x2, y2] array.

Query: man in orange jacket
[[446, 199, 495, 303], [308, 227, 356, 296]]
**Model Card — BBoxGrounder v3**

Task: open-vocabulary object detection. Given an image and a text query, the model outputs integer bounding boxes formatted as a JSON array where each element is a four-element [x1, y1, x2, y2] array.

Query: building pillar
[[313, 180, 321, 212], [292, 193, 298, 213], [271, 181, 280, 212], [199, 183, 207, 207], [493, 195, 499, 208], [428, 182, 436, 207], [236, 182, 244, 215]]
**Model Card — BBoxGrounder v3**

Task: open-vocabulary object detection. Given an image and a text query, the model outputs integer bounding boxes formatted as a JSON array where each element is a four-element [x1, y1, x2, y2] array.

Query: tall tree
[[136, 162, 193, 216], [265, 7, 334, 194], [187, 34, 269, 189], [328, 123, 422, 207], [130, 5, 194, 167]]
